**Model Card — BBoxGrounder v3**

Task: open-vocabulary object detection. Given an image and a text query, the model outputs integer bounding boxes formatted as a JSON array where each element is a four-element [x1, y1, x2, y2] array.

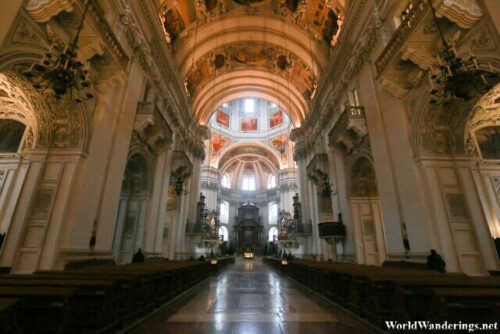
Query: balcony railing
[[318, 222, 346, 239], [375, 0, 428, 76], [346, 105, 365, 120]]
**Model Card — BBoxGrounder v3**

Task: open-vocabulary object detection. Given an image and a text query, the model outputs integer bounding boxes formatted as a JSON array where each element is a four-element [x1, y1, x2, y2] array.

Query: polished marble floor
[[128, 258, 377, 334]]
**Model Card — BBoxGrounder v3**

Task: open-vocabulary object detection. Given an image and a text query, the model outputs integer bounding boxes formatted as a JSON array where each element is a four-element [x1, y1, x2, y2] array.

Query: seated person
[[132, 248, 145, 263], [426, 249, 446, 273]]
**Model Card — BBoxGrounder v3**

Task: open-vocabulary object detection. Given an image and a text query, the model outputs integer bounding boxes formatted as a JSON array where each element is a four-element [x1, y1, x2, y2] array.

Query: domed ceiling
[[218, 144, 280, 190], [158, 0, 347, 124], [206, 98, 293, 169]]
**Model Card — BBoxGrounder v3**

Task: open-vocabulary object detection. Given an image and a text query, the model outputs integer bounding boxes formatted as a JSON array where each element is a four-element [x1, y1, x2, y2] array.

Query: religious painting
[[0, 119, 26, 153], [234, 0, 265, 4], [166, 185, 179, 211], [475, 126, 500, 160], [270, 135, 287, 154], [212, 134, 229, 153], [233, 42, 275, 66], [241, 118, 257, 131], [159, 8, 185, 44], [186, 59, 211, 96], [216, 110, 230, 127], [270, 110, 283, 128]]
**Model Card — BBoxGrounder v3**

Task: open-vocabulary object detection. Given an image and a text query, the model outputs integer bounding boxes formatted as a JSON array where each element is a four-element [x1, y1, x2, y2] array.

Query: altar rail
[[0, 257, 234, 333], [263, 257, 500, 328]]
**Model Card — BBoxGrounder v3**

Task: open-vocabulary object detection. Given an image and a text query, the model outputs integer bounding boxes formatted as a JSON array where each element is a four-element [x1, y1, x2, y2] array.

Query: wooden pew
[[0, 260, 222, 333], [0, 298, 19, 333], [264, 258, 500, 329]]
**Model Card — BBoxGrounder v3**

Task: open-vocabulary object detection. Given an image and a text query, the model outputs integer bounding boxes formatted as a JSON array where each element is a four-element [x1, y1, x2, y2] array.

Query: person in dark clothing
[[132, 248, 145, 263], [426, 249, 446, 273]]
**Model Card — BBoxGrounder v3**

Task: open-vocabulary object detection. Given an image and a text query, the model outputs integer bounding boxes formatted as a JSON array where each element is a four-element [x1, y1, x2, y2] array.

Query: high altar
[[233, 203, 264, 254]]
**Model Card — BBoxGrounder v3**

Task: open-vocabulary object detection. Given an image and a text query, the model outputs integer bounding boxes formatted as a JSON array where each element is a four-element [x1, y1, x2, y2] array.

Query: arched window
[[268, 227, 278, 242], [219, 225, 229, 242], [244, 98, 254, 114], [242, 176, 256, 190], [122, 154, 150, 194], [220, 201, 229, 224], [221, 173, 231, 188], [267, 174, 276, 189], [268, 202, 278, 225]]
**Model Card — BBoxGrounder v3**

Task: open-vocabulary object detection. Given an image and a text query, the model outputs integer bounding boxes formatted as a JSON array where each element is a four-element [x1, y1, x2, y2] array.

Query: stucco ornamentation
[[26, 0, 73, 23]]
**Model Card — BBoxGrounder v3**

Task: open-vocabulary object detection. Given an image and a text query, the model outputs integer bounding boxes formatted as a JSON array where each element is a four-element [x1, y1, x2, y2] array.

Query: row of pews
[[0, 257, 235, 333], [264, 258, 500, 328]]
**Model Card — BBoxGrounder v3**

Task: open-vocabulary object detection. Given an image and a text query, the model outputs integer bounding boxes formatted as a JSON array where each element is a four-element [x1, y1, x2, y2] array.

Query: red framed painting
[[241, 118, 257, 131], [216, 110, 230, 127], [270, 110, 283, 128]]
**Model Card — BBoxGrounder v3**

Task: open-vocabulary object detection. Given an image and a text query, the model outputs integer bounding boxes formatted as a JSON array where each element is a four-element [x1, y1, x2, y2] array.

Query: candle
[[489, 62, 494, 72], [48, 42, 54, 54], [428, 74, 434, 88], [452, 47, 458, 57], [467, 46, 473, 57], [437, 55, 443, 65]]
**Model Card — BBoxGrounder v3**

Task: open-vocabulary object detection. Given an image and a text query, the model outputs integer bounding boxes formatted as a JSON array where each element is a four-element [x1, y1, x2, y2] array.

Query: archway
[[348, 156, 385, 265], [113, 153, 152, 264], [268, 226, 278, 242], [219, 225, 229, 242], [464, 84, 500, 256]]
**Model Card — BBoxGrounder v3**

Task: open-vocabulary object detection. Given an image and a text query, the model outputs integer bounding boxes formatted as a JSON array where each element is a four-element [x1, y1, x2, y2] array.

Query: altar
[[233, 202, 264, 254]]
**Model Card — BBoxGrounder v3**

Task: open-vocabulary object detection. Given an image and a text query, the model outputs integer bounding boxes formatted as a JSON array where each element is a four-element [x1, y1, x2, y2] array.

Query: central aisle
[[129, 258, 375, 333]]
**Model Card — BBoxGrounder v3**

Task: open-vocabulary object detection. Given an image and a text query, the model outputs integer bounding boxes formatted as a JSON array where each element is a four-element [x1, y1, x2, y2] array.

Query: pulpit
[[234, 202, 264, 254]]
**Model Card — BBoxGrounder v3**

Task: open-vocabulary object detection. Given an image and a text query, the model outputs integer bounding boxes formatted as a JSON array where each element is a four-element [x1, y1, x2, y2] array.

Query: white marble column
[[93, 62, 145, 252], [57, 75, 128, 260], [0, 151, 47, 269], [143, 144, 174, 256]]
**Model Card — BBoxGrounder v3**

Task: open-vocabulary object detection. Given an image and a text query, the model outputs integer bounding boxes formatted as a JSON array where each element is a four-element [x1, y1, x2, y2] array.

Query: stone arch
[[122, 153, 152, 195], [0, 48, 95, 152], [0, 71, 52, 149], [464, 83, 500, 161], [114, 148, 154, 264], [348, 155, 378, 197], [410, 59, 500, 158], [123, 147, 154, 196]]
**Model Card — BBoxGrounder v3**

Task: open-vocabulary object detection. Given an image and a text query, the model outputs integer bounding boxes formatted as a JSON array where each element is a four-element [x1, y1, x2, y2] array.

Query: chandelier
[[24, 0, 94, 103], [427, 0, 498, 105]]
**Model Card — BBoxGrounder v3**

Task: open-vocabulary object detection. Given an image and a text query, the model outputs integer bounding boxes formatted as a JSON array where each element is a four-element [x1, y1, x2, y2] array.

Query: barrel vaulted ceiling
[[157, 0, 346, 126]]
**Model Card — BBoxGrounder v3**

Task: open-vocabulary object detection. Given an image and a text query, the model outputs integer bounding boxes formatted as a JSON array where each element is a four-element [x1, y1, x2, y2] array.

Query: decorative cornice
[[293, 0, 377, 157], [26, 0, 73, 23], [434, 0, 483, 29]]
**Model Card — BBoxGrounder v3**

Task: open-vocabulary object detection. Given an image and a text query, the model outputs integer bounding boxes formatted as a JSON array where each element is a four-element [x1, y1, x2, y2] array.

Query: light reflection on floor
[[244, 261, 253, 271], [129, 258, 376, 333]]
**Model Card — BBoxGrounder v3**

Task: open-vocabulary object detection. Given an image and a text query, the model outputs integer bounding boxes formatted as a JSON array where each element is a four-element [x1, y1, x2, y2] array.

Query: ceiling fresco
[[158, 0, 346, 123], [184, 41, 314, 101], [219, 144, 280, 170], [160, 0, 344, 47]]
